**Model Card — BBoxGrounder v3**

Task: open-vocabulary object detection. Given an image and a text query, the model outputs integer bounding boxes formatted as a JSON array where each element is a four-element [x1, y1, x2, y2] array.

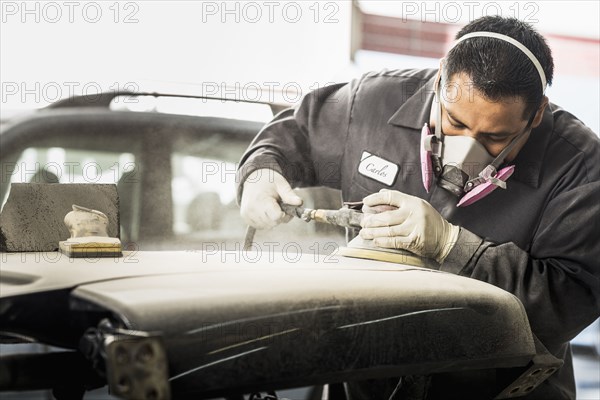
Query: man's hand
[[360, 189, 459, 263], [240, 169, 303, 229]]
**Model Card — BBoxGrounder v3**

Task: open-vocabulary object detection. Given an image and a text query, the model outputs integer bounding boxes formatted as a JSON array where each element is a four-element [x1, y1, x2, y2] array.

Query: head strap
[[450, 31, 547, 93]]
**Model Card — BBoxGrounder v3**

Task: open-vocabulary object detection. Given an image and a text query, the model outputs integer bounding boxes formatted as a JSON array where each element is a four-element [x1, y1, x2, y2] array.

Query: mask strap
[[465, 129, 529, 190], [420, 85, 444, 192], [434, 85, 443, 143], [492, 130, 529, 169]]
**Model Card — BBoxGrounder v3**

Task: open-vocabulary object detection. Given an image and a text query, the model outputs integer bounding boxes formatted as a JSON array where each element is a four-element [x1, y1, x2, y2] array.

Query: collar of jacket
[[386, 72, 552, 189], [387, 74, 436, 130]]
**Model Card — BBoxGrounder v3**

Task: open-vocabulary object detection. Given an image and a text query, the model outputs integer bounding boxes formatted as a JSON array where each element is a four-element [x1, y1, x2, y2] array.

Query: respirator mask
[[420, 31, 547, 206]]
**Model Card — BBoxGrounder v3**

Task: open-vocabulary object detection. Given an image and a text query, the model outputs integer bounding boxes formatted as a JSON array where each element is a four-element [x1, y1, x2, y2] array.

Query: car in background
[[0, 91, 346, 253]]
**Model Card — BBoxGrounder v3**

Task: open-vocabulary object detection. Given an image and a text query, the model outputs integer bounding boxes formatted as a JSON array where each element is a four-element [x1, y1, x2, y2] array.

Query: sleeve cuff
[[439, 228, 484, 275]]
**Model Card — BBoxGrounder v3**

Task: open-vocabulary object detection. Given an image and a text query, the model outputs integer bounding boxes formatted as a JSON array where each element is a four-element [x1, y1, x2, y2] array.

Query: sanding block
[[59, 205, 122, 258], [59, 236, 122, 258]]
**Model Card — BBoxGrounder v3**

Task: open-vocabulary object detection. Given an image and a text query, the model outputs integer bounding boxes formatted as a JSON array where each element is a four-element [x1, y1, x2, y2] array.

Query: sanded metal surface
[[0, 251, 536, 396], [0, 251, 424, 298]]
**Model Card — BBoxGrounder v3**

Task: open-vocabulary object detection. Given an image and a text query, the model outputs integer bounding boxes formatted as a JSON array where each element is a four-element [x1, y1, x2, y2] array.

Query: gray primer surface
[[0, 183, 119, 252]]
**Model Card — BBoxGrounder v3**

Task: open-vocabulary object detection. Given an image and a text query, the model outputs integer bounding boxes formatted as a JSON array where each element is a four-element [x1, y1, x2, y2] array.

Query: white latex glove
[[359, 189, 460, 263], [240, 169, 303, 229]]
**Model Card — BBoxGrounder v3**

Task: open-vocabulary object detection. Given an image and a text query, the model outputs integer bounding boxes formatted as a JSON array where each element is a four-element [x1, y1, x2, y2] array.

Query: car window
[[169, 132, 346, 253], [168, 129, 254, 249], [3, 146, 140, 241], [9, 147, 136, 185], [171, 152, 243, 241]]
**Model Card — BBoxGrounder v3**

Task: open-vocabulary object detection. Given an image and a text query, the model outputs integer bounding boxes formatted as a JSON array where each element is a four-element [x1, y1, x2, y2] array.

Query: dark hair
[[444, 16, 554, 119]]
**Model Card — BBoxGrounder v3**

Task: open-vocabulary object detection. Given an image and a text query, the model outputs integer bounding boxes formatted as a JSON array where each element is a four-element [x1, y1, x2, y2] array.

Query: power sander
[[244, 203, 430, 267]]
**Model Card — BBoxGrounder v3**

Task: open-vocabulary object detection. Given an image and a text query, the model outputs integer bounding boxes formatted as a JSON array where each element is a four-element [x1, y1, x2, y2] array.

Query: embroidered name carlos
[[357, 151, 399, 186]]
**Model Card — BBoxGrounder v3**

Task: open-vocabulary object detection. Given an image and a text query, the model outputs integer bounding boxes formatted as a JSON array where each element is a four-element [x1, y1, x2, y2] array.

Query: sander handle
[[280, 203, 364, 229], [244, 203, 367, 250]]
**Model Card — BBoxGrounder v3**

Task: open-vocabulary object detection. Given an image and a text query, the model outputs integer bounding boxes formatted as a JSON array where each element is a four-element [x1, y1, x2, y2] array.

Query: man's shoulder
[[548, 103, 600, 181], [351, 68, 436, 109]]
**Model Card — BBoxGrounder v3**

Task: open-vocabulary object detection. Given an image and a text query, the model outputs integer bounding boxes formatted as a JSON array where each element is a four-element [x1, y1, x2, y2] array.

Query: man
[[236, 16, 599, 399]]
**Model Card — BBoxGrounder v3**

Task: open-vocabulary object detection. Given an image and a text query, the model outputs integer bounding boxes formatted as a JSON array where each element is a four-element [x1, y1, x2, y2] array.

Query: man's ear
[[435, 58, 445, 91], [531, 96, 549, 128]]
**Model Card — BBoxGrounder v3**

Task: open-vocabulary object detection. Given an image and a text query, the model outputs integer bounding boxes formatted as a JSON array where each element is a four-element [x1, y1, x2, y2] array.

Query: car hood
[[0, 250, 536, 397]]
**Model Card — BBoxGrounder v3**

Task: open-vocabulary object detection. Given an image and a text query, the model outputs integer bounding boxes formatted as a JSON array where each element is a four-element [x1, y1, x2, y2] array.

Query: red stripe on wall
[[361, 13, 600, 77]]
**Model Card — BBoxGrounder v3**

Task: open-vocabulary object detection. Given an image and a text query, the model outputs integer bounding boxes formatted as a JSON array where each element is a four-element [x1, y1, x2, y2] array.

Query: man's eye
[[486, 136, 509, 143], [448, 120, 465, 129]]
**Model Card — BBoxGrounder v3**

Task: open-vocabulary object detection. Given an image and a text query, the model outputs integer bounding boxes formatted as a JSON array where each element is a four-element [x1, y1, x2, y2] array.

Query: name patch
[[357, 151, 399, 186]]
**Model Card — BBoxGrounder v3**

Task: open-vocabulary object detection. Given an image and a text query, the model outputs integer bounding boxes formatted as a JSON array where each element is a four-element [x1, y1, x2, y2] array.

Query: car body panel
[[1, 251, 536, 397]]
